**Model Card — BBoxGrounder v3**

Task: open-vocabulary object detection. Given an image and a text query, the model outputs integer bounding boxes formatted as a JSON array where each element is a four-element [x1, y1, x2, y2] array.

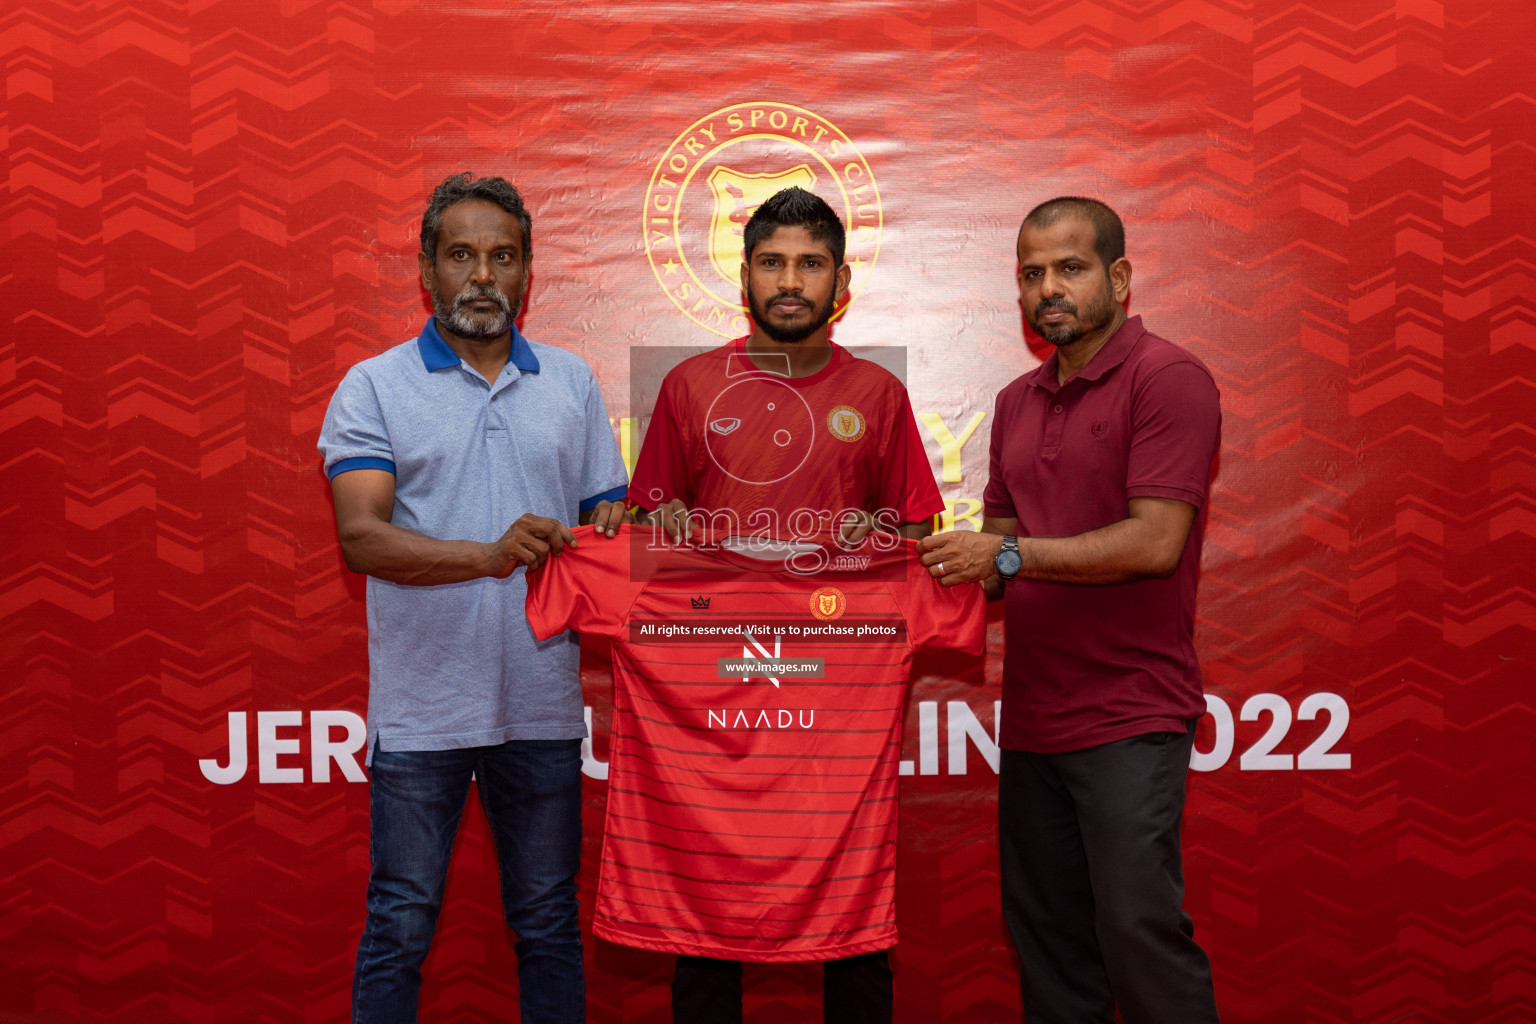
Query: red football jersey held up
[[525, 526, 984, 961]]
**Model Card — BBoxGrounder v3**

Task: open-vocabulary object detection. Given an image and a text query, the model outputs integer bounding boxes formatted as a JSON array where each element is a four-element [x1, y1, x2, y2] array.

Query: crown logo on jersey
[[691, 595, 712, 609], [810, 586, 847, 621]]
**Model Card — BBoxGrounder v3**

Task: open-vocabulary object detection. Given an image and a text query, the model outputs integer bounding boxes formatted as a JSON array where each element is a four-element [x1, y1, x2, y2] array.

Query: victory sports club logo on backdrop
[[643, 103, 883, 338]]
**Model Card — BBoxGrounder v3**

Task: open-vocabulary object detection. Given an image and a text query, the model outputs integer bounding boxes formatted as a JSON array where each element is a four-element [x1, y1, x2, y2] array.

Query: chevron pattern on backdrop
[[3, 1, 1533, 1021]]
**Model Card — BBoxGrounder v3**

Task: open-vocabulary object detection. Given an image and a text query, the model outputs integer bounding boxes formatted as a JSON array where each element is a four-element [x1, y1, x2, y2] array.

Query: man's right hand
[[641, 498, 692, 544], [486, 514, 575, 576]]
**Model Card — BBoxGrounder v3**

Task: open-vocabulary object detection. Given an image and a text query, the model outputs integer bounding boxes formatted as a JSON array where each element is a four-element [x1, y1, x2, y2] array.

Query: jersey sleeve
[[877, 388, 944, 525], [886, 545, 986, 655], [317, 366, 395, 478], [524, 525, 643, 641], [626, 371, 694, 511], [1125, 362, 1221, 509]]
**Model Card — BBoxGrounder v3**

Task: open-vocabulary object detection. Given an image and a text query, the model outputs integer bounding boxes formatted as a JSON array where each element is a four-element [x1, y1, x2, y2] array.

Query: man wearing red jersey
[[628, 187, 938, 553], [620, 187, 944, 1024]]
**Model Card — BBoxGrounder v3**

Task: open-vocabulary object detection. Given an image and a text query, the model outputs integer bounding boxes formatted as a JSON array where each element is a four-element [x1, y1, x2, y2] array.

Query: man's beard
[[434, 283, 517, 341], [748, 288, 836, 343], [1028, 283, 1115, 346]]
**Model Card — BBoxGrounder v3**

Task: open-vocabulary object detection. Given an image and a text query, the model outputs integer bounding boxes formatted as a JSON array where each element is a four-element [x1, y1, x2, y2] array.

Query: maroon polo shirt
[[983, 316, 1221, 753]]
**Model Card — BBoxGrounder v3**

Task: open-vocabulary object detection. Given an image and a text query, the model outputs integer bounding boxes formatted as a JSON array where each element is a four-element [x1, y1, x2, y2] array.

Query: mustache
[[1035, 297, 1076, 316], [453, 283, 512, 313]]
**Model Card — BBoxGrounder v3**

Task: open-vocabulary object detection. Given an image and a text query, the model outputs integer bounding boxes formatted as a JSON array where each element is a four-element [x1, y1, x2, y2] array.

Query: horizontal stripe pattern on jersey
[[526, 526, 984, 961]]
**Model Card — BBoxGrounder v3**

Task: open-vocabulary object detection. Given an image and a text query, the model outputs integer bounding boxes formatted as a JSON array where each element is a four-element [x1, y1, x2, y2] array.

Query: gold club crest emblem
[[706, 164, 818, 286], [810, 586, 847, 621], [827, 405, 866, 443], [644, 103, 883, 338]]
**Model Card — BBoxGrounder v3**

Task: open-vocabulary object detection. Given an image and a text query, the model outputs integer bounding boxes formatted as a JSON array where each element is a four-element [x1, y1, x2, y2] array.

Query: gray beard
[[435, 284, 517, 341], [1038, 317, 1084, 346]]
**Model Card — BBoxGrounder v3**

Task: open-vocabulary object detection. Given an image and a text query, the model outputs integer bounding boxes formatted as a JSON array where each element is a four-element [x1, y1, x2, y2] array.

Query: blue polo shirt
[[317, 318, 628, 755]]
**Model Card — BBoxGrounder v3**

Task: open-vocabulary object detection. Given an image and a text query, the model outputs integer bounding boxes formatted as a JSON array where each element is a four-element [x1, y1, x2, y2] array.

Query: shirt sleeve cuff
[[1125, 483, 1206, 508], [579, 484, 630, 511], [328, 456, 396, 479]]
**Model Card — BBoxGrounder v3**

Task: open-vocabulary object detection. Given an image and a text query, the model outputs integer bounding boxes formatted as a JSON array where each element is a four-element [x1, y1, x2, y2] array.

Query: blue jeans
[[352, 739, 584, 1024]]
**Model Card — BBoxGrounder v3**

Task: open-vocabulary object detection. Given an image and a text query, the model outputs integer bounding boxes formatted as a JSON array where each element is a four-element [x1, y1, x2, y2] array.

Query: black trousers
[[998, 725, 1219, 1024], [671, 951, 892, 1024]]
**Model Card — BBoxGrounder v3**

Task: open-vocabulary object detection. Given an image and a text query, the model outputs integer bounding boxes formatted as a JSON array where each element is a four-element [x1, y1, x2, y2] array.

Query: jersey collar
[[728, 335, 846, 385]]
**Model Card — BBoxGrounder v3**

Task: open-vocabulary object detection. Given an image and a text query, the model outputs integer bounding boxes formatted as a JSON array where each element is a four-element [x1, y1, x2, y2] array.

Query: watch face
[[995, 549, 1023, 578]]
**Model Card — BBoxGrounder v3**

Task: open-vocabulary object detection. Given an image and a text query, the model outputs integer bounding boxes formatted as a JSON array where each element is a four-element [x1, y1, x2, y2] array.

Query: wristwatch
[[993, 535, 1022, 581]]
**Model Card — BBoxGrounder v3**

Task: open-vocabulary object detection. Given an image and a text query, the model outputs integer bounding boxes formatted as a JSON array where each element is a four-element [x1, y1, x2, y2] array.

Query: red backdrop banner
[[3, 1, 1534, 1021]]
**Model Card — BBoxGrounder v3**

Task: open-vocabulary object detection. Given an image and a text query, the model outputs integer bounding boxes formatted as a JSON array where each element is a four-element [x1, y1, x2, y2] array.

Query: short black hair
[[420, 172, 532, 263], [742, 187, 846, 268], [1020, 196, 1125, 268]]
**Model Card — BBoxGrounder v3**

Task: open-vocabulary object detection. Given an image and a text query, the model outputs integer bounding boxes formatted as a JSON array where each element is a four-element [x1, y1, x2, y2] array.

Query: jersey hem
[[593, 923, 897, 963]]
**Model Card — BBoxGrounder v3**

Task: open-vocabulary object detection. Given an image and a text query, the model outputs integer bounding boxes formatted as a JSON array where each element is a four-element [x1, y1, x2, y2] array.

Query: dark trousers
[[352, 740, 584, 1024], [671, 951, 892, 1024], [999, 725, 1219, 1024]]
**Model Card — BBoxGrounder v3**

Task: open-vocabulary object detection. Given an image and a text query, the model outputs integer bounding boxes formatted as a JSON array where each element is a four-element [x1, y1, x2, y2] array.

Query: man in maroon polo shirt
[[918, 197, 1221, 1023]]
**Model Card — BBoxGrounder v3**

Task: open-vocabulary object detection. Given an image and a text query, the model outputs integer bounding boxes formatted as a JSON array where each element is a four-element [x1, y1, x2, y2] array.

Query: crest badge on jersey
[[827, 405, 866, 443], [809, 585, 847, 621]]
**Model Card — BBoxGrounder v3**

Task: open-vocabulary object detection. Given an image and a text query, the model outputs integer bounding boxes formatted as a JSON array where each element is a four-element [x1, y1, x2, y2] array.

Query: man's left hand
[[917, 531, 1004, 586], [581, 500, 631, 539], [838, 509, 878, 547]]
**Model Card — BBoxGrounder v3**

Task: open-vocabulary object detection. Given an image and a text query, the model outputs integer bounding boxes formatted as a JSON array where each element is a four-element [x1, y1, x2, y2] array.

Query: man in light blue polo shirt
[[318, 172, 628, 1024]]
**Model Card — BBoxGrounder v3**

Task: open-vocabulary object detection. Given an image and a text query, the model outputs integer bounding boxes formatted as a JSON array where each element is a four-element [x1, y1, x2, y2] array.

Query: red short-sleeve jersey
[[525, 526, 984, 961], [627, 339, 943, 530]]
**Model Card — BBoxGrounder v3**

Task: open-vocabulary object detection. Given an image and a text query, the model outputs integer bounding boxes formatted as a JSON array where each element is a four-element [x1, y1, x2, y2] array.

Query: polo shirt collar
[[416, 317, 540, 375], [1027, 315, 1146, 392]]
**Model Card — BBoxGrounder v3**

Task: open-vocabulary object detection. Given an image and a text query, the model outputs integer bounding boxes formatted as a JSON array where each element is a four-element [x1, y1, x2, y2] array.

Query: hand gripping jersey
[[525, 525, 984, 961]]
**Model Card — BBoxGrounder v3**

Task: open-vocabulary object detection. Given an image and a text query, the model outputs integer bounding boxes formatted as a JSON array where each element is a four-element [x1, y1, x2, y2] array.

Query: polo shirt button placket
[[1041, 395, 1068, 454]]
